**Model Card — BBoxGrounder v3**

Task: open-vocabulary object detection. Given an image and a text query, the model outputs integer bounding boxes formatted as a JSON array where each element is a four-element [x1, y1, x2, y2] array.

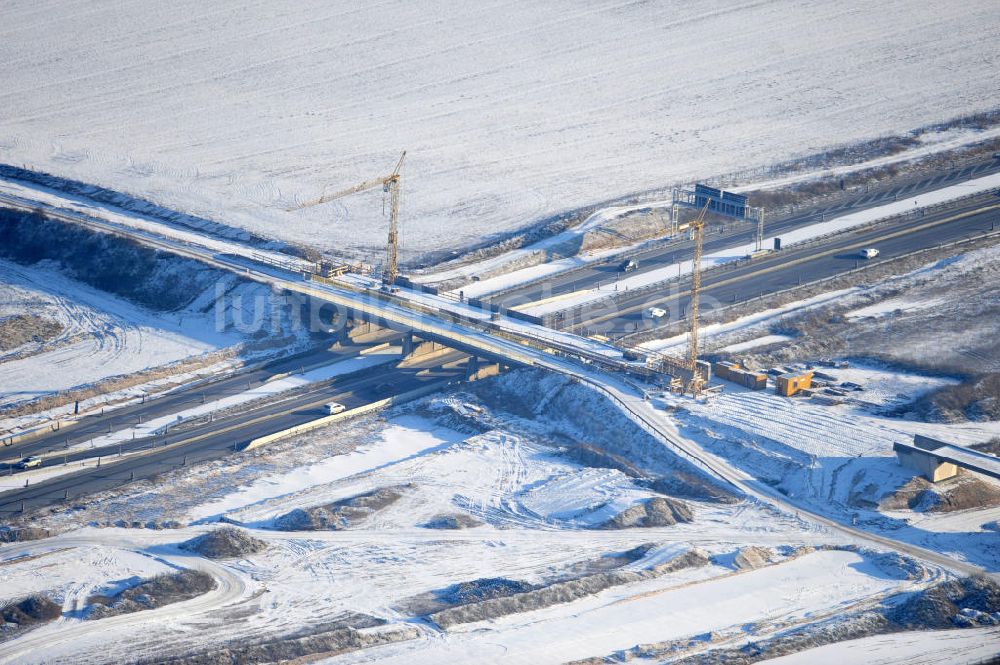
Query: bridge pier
[[401, 332, 452, 364], [347, 319, 381, 342], [331, 319, 386, 348], [465, 355, 501, 382]]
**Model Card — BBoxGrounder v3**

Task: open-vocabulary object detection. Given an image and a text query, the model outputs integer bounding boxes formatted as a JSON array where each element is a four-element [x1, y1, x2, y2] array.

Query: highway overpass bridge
[[0, 186, 694, 386]]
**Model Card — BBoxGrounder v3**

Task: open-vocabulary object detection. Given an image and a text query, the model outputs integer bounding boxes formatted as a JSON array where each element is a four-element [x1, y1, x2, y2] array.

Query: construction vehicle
[[685, 201, 712, 395], [714, 361, 767, 390], [288, 151, 407, 286]]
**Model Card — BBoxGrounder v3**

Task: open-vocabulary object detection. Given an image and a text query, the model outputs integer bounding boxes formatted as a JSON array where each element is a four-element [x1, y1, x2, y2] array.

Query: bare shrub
[[0, 314, 63, 352]]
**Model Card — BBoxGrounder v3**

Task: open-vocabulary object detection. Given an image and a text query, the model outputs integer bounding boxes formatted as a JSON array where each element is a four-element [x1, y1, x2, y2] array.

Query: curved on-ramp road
[[0, 533, 254, 665]]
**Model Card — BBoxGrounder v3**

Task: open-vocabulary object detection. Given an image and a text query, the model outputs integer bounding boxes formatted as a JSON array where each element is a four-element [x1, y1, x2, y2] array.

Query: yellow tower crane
[[686, 200, 711, 394], [288, 151, 407, 285]]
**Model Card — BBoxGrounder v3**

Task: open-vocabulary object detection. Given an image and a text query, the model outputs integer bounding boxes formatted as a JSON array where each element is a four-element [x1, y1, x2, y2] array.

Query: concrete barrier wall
[[3, 419, 77, 448], [242, 381, 451, 452]]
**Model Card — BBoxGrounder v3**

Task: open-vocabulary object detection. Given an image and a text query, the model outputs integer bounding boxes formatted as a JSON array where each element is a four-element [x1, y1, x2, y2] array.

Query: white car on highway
[[860, 247, 879, 259], [646, 307, 667, 319], [323, 402, 346, 415], [15, 456, 42, 469]]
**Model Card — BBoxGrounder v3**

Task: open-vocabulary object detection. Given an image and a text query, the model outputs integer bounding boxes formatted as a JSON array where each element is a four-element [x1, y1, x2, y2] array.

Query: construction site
[[1, 3, 1000, 664]]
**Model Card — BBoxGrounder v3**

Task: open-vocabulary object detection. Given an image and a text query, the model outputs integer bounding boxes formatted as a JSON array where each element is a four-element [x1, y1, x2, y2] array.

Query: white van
[[860, 248, 879, 259], [323, 402, 346, 415]]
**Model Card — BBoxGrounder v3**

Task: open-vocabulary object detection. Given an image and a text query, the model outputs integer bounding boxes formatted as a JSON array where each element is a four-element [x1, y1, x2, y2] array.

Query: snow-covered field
[[1, 1, 998, 261], [330, 549, 908, 665]]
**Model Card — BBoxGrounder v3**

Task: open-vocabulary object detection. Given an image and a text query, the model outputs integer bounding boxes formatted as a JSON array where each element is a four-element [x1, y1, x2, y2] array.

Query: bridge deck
[[894, 437, 1000, 481]]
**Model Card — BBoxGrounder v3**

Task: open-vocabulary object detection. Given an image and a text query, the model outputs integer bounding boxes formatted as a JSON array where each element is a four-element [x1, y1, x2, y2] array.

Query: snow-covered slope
[[0, 259, 241, 408], [1, 1, 998, 260]]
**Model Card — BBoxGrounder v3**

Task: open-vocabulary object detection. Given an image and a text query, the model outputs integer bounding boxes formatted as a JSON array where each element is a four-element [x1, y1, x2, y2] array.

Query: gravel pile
[[180, 527, 268, 559], [87, 570, 216, 620], [421, 513, 484, 530], [273, 484, 412, 531], [597, 497, 693, 529], [733, 547, 773, 571]]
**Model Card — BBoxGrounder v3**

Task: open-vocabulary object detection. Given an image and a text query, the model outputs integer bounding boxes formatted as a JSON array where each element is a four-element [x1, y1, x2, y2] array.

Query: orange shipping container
[[775, 370, 812, 396]]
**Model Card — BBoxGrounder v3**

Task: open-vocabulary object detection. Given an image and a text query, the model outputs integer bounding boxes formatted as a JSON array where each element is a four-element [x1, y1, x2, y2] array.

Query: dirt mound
[[0, 594, 61, 641], [143, 613, 406, 665], [597, 497, 693, 529], [474, 369, 728, 492], [180, 527, 268, 559], [87, 570, 216, 619], [733, 547, 773, 571], [429, 548, 709, 628], [273, 485, 412, 531], [881, 475, 1000, 513], [443, 578, 535, 605], [421, 513, 483, 530], [888, 575, 1000, 629], [648, 471, 741, 504], [148, 625, 416, 665]]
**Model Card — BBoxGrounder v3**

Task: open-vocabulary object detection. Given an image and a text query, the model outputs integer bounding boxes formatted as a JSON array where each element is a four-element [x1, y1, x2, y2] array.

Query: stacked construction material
[[713, 361, 768, 390]]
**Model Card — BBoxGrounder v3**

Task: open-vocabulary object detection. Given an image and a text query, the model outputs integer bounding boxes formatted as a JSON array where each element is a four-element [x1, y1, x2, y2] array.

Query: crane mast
[[385, 170, 401, 285], [687, 201, 710, 394], [288, 151, 406, 286]]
